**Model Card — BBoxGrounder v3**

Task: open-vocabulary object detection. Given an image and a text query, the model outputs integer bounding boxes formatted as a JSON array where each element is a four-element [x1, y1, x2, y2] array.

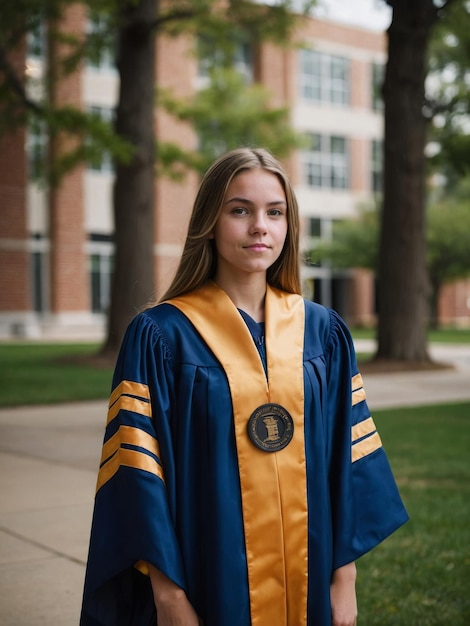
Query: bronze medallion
[[247, 403, 294, 452]]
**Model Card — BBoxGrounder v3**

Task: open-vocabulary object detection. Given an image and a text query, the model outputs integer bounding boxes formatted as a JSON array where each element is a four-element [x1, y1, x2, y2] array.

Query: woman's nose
[[250, 211, 268, 234]]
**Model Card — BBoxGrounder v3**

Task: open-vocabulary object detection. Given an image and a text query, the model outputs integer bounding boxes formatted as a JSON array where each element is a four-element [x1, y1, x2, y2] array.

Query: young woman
[[81, 148, 408, 626]]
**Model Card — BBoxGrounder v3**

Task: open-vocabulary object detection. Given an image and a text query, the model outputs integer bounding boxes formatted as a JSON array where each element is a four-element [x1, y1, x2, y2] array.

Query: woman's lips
[[246, 243, 268, 251]]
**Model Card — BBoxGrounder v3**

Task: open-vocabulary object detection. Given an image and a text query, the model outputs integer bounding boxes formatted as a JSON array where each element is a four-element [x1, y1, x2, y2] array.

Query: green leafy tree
[[105, 0, 314, 356], [158, 67, 305, 177], [0, 0, 315, 356], [313, 183, 470, 330], [0, 0, 133, 181], [427, 0, 470, 189], [377, 0, 458, 363], [308, 205, 379, 273]]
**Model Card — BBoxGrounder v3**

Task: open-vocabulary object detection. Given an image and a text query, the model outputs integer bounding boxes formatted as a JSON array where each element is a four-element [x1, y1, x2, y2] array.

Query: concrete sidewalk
[[1, 344, 469, 625], [0, 401, 105, 626]]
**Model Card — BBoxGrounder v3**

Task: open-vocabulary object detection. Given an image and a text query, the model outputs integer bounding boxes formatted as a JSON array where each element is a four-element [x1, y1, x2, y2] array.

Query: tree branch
[[0, 46, 43, 115], [151, 8, 198, 29]]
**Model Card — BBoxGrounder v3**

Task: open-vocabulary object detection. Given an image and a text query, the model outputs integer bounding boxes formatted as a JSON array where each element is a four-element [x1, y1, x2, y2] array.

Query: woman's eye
[[268, 209, 283, 216], [232, 207, 248, 215]]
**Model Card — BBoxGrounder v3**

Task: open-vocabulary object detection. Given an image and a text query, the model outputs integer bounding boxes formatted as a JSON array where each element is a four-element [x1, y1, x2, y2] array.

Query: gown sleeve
[[80, 311, 185, 625], [325, 309, 409, 570]]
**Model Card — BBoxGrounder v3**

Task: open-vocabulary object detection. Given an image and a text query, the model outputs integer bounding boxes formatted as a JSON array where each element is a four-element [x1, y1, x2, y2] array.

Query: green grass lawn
[[351, 327, 470, 344], [0, 342, 468, 623], [1, 327, 468, 407], [0, 342, 113, 407], [357, 402, 470, 625]]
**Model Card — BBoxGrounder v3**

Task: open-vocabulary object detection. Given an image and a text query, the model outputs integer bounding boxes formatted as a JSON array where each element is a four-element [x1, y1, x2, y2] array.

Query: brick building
[[0, 6, 468, 339]]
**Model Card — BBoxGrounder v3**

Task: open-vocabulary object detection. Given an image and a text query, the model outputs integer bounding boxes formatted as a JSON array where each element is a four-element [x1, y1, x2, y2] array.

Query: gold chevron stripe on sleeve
[[351, 373, 366, 406], [100, 425, 161, 466], [96, 447, 165, 493], [351, 416, 376, 442], [352, 388, 366, 406], [107, 394, 152, 426], [351, 373, 363, 391], [351, 431, 382, 463], [109, 380, 150, 408]]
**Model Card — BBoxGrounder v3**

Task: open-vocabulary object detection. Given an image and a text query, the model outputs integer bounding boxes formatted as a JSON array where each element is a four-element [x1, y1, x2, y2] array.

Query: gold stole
[[168, 282, 308, 626]]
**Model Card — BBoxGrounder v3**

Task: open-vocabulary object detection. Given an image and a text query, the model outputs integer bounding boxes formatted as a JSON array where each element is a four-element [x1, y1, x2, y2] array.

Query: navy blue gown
[[81, 283, 408, 625]]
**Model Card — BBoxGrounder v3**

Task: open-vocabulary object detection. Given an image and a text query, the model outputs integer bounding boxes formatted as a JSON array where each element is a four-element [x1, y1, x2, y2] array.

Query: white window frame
[[372, 62, 384, 112], [197, 35, 254, 84], [371, 139, 383, 193], [89, 241, 113, 314], [86, 106, 114, 173], [27, 18, 46, 59], [299, 49, 349, 106], [27, 117, 47, 179], [85, 13, 115, 72], [303, 133, 349, 189]]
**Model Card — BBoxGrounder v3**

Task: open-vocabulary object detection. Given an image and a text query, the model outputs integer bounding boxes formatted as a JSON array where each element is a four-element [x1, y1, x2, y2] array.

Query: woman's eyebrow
[[224, 196, 254, 205], [224, 196, 287, 207]]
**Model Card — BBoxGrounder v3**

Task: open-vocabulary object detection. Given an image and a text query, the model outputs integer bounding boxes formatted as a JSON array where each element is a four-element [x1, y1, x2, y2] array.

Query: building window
[[27, 117, 47, 179], [89, 246, 113, 314], [30, 234, 48, 313], [31, 252, 46, 312], [86, 106, 114, 172], [233, 40, 254, 84], [372, 62, 384, 112], [27, 17, 46, 59], [308, 217, 322, 238], [304, 217, 335, 268], [371, 139, 383, 193], [197, 35, 254, 84], [299, 49, 349, 105], [303, 133, 349, 189], [86, 12, 115, 71]]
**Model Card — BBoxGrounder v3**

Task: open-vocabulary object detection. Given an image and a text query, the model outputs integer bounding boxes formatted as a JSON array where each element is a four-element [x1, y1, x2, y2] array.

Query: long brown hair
[[160, 147, 301, 302]]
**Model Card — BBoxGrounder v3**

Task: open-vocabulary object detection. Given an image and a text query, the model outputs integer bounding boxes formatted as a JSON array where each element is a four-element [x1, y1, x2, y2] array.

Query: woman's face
[[212, 168, 288, 283]]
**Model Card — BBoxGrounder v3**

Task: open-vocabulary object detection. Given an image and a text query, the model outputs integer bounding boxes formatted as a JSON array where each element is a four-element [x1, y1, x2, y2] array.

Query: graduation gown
[[80, 282, 408, 626]]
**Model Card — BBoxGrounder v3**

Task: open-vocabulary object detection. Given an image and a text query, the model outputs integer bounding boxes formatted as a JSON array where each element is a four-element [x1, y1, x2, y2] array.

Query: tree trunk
[[376, 1, 438, 362], [101, 0, 157, 357]]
